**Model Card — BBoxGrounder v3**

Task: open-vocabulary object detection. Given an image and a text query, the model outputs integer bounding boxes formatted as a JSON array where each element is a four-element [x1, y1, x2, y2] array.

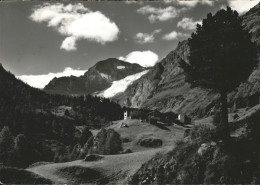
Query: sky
[[0, 0, 259, 88]]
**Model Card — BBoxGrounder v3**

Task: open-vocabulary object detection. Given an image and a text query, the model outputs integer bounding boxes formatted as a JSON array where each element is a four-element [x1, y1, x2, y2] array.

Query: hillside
[[44, 58, 146, 96], [0, 64, 123, 172], [113, 4, 260, 118], [0, 64, 123, 130], [242, 2, 260, 46], [27, 119, 187, 184], [228, 4, 260, 108], [129, 105, 260, 184]]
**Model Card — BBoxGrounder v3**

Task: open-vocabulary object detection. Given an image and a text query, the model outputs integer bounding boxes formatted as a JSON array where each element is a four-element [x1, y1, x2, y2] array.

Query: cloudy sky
[[0, 0, 259, 88]]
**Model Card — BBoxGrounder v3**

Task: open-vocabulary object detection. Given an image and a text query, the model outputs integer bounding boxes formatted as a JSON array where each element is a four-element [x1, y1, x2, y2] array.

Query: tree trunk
[[220, 90, 230, 141]]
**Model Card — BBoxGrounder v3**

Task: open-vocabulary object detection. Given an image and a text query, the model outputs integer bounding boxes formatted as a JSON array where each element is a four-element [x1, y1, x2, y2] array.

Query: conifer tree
[[180, 7, 258, 140]]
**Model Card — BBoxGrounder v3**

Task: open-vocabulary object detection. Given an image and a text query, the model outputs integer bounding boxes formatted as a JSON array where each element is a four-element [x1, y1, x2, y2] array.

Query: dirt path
[[27, 147, 171, 184]]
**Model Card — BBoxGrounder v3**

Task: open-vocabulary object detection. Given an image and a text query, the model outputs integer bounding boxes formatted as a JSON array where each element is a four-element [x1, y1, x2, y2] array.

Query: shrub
[[137, 137, 162, 148], [104, 129, 122, 155], [0, 127, 14, 166], [121, 137, 131, 143], [79, 127, 93, 147], [84, 154, 103, 161], [91, 129, 122, 155], [189, 125, 217, 143], [122, 149, 132, 154], [212, 110, 222, 126], [247, 109, 260, 143], [14, 134, 38, 168]]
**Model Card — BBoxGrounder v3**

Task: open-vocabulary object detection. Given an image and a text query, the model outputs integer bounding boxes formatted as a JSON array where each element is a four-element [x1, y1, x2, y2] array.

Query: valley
[[26, 104, 259, 184], [1, 1, 260, 184]]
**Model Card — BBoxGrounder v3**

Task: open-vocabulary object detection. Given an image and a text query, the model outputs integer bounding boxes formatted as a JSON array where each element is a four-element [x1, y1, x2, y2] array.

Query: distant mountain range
[[44, 58, 146, 96]]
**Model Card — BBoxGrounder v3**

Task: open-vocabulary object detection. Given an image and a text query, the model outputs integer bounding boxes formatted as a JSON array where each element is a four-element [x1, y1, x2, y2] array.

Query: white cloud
[[134, 29, 161, 44], [125, 1, 143, 5], [135, 33, 154, 43], [162, 31, 189, 40], [137, 5, 182, 22], [119, 51, 159, 67], [177, 17, 202, 30], [60, 36, 77, 51], [30, 3, 120, 51], [17, 67, 87, 89], [228, 0, 260, 14], [176, 0, 214, 7], [219, 4, 227, 10]]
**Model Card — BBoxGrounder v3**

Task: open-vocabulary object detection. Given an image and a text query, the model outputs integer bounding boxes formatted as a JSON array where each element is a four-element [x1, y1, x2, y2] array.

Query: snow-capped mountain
[[44, 58, 146, 95]]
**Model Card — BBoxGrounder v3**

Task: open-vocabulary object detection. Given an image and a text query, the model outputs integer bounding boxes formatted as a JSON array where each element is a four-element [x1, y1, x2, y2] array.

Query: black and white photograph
[[0, 0, 260, 184]]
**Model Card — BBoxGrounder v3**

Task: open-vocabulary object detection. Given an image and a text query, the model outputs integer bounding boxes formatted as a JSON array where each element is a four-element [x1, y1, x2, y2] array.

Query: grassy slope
[[0, 166, 52, 184], [27, 119, 186, 183], [108, 119, 186, 151]]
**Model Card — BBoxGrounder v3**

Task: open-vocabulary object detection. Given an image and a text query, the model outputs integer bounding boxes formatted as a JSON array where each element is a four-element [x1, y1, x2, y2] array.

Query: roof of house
[[147, 110, 161, 115]]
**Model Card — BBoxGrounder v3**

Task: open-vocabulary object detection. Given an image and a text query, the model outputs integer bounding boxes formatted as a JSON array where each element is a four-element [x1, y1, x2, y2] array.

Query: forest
[[0, 64, 124, 168]]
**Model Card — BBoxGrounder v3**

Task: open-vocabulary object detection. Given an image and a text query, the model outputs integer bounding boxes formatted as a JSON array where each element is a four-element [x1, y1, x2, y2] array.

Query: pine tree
[[79, 127, 93, 147], [0, 126, 14, 165], [180, 7, 258, 141], [14, 134, 35, 167]]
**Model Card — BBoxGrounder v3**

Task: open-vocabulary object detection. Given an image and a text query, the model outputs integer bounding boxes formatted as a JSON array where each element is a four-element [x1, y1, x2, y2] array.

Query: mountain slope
[[226, 4, 260, 108], [113, 41, 218, 117], [44, 58, 146, 96], [242, 2, 260, 46], [113, 4, 260, 118]]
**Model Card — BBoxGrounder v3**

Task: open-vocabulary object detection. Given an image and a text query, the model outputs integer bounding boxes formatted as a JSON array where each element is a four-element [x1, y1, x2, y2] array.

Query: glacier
[[98, 70, 149, 98]]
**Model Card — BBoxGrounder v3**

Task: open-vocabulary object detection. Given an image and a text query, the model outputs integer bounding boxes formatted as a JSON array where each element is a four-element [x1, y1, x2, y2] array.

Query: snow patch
[[98, 70, 149, 98], [117, 66, 125, 69], [100, 73, 110, 79]]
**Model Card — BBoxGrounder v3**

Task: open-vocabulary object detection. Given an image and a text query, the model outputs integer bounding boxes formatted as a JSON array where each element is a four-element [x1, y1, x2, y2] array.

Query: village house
[[147, 110, 162, 124], [124, 110, 131, 120], [178, 113, 191, 124]]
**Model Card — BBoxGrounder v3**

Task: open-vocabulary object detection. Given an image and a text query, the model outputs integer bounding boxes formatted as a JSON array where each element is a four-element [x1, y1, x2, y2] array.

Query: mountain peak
[[93, 58, 143, 72], [44, 58, 146, 96]]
